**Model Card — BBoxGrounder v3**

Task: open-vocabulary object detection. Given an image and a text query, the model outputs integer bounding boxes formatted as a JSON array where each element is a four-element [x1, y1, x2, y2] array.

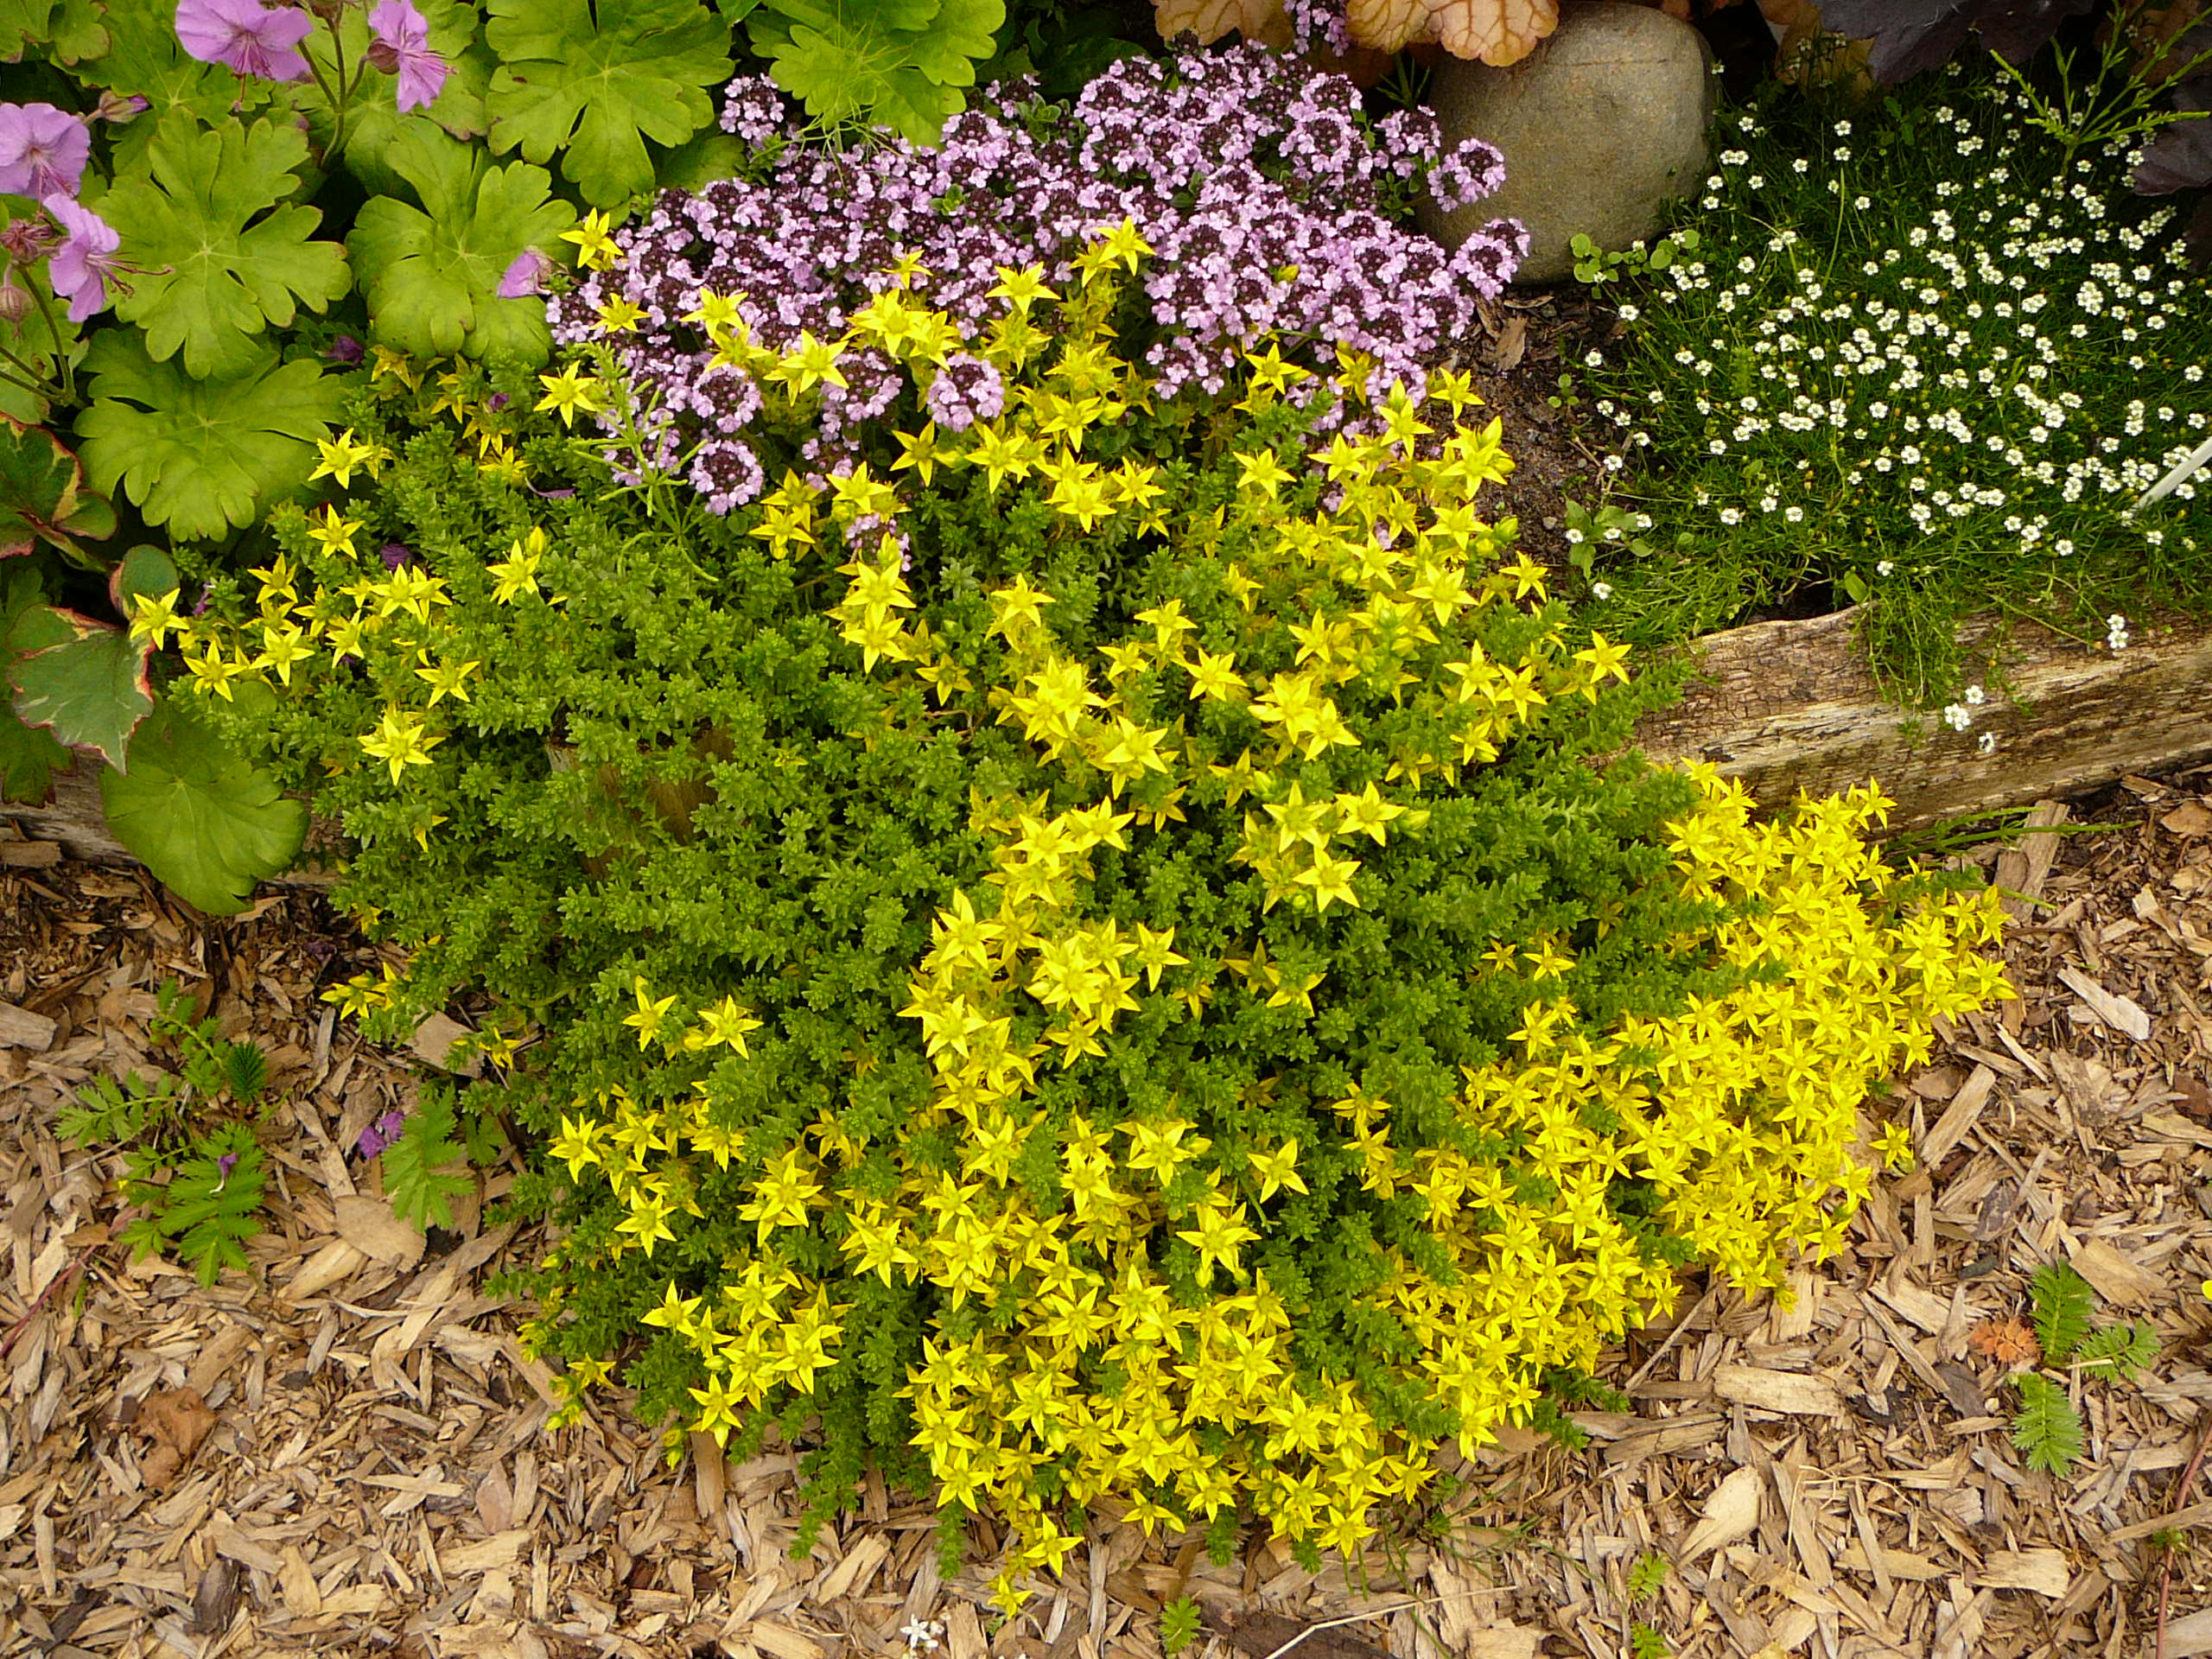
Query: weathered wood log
[[1630, 606, 2212, 829], [6, 605, 2209, 878]]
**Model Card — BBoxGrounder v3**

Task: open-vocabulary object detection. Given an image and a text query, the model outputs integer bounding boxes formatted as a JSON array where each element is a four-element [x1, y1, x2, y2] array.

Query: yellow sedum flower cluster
[[170, 226, 2012, 1616]]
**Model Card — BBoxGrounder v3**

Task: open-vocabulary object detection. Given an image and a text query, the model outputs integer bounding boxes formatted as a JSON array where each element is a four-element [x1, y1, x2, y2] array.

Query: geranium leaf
[[6, 602, 152, 770], [0, 564, 70, 803], [295, 0, 495, 184], [486, 0, 732, 207], [752, 0, 1006, 143], [0, 0, 106, 63], [105, 112, 353, 382], [76, 2, 276, 170], [0, 415, 116, 561], [347, 123, 577, 365], [76, 333, 349, 541], [101, 694, 307, 916]]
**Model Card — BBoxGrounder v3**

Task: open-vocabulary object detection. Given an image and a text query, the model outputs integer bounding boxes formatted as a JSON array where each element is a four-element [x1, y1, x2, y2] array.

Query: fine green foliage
[[58, 981, 276, 1287], [1160, 1597, 1202, 1656], [346, 125, 578, 365], [2009, 1371, 2085, 1477], [1626, 1551, 1670, 1603], [384, 1087, 475, 1230], [5, 601, 150, 769], [749, 0, 1008, 145], [1629, 1624, 1672, 1659], [0, 415, 116, 563], [2075, 1321, 2159, 1380], [0, 564, 71, 802], [1569, 55, 2210, 703], [76, 334, 348, 539], [104, 113, 353, 381], [2030, 1261, 2095, 1367], [180, 225, 2011, 1612], [486, 0, 733, 207], [100, 693, 308, 916]]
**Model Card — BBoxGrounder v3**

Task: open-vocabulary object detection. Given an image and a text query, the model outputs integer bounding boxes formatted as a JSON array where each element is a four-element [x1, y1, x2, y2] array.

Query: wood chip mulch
[[5, 768, 2212, 1659]]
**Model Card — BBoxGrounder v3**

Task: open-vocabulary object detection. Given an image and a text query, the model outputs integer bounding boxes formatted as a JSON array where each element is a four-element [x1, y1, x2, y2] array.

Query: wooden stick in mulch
[[2158, 1429, 2210, 1659]]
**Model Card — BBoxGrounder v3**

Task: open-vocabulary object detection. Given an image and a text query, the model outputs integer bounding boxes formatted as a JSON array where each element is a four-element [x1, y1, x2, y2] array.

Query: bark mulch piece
[[4, 766, 2212, 1657]]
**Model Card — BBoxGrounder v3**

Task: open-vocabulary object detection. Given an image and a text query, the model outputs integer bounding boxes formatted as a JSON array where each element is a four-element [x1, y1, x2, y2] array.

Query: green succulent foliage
[[384, 1087, 474, 1230], [0, 0, 105, 62], [0, 415, 115, 563], [100, 692, 308, 915], [76, 333, 348, 539], [2030, 1262, 2096, 1366], [6, 600, 150, 770], [0, 564, 70, 802], [485, 0, 733, 207], [346, 124, 579, 365], [750, 0, 1007, 145], [74, 3, 275, 172], [2009, 1370, 2084, 1477], [104, 112, 353, 382]]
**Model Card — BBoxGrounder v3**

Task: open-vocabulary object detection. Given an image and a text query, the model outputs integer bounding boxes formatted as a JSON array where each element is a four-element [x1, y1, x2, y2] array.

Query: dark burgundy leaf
[[2136, 86, 2212, 194], [1816, 0, 1978, 81], [1969, 0, 2094, 64]]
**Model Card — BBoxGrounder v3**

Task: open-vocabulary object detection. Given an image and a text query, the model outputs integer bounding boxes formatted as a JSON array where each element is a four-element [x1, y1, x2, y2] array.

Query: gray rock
[[1419, 2, 1716, 286]]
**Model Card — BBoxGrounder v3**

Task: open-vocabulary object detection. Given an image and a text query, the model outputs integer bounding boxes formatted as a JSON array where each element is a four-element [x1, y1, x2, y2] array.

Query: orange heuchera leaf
[[1153, 0, 1558, 62], [1968, 1317, 2038, 1364], [1432, 0, 1559, 65], [1347, 0, 1431, 51], [1151, 0, 1292, 44]]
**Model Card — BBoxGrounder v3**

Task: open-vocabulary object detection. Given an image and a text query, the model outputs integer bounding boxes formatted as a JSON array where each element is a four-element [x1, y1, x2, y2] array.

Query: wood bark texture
[[1630, 606, 2212, 828]]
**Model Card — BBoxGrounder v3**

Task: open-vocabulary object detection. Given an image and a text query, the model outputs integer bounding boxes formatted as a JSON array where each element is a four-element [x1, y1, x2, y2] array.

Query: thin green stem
[[26, 280, 73, 401], [0, 356, 61, 403]]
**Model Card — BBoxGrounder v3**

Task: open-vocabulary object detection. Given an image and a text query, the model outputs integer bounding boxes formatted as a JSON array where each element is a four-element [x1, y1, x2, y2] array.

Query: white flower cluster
[[2107, 612, 2132, 652], [904, 1619, 947, 1653], [1941, 683, 1986, 731], [1581, 67, 2208, 681]]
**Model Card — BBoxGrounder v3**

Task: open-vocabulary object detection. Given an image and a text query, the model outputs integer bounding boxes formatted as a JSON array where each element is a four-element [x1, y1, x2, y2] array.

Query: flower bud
[[92, 90, 151, 124], [0, 270, 30, 327]]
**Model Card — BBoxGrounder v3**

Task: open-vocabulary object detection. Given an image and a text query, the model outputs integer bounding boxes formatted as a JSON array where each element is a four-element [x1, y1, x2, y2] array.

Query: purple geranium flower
[[42, 194, 121, 321], [498, 247, 554, 298], [365, 0, 448, 113], [0, 103, 90, 200], [174, 0, 316, 83]]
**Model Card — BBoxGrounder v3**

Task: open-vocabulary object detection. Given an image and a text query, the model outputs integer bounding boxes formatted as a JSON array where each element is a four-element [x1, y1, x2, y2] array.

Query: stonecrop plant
[[1568, 55, 2211, 703], [166, 211, 2010, 1611]]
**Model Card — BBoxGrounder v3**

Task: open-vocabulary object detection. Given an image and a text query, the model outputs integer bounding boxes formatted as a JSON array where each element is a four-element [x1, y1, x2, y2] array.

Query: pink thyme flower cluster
[[550, 46, 1524, 513], [1282, 0, 1353, 55]]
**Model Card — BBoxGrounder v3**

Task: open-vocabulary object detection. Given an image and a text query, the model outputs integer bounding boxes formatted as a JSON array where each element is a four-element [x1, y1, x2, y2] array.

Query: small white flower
[[1978, 732, 1999, 754], [1962, 683, 1985, 705], [1592, 581, 1613, 600], [1877, 560, 1895, 576], [1942, 704, 1973, 731], [904, 1620, 946, 1653]]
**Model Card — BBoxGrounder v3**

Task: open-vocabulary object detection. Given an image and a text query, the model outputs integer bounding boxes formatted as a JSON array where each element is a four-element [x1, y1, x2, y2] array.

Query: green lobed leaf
[[384, 1090, 474, 1230], [750, 0, 1004, 146], [77, 3, 277, 171], [105, 112, 353, 382], [2030, 1261, 2096, 1367], [0, 0, 106, 62], [0, 563, 70, 802], [486, 0, 733, 207], [2009, 1371, 2085, 1477], [75, 332, 349, 540], [6, 602, 151, 769], [0, 415, 115, 560], [346, 124, 577, 365], [101, 693, 308, 915]]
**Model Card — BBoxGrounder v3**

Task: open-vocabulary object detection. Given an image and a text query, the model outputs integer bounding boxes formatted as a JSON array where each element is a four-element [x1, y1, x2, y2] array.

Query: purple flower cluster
[[1283, 0, 1353, 55], [358, 1109, 408, 1160], [175, 0, 448, 111], [548, 45, 1524, 512]]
